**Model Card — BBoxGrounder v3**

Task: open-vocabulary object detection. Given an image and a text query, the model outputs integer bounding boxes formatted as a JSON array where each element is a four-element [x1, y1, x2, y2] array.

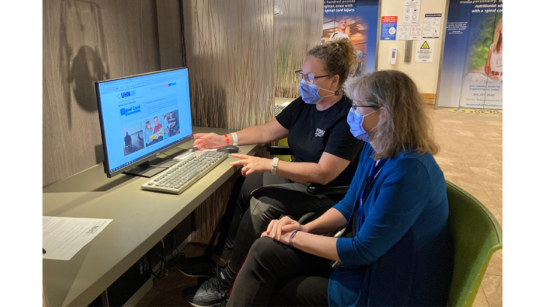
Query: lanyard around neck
[[357, 159, 387, 230]]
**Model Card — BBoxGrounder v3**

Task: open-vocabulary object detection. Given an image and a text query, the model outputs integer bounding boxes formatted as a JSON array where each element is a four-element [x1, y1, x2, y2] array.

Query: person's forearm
[[291, 232, 340, 262], [227, 125, 276, 145], [303, 208, 348, 235], [275, 160, 332, 185]]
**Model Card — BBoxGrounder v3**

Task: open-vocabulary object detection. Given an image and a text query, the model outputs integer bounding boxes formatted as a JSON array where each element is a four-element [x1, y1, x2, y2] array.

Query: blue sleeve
[[332, 146, 370, 221], [336, 158, 431, 266]]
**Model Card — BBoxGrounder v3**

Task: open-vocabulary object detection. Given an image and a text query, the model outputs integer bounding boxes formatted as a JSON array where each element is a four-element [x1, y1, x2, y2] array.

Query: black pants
[[214, 172, 337, 275], [227, 237, 332, 307]]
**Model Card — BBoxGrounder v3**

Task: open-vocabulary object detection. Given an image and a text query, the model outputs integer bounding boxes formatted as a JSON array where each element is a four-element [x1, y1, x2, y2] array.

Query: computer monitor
[[95, 67, 193, 178]]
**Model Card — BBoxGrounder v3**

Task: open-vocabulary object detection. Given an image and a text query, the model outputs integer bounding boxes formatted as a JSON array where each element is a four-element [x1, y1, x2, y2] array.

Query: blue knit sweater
[[329, 142, 453, 306]]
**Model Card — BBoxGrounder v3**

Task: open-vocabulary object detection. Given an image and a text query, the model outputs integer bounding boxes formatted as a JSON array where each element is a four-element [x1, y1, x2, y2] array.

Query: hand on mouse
[[193, 133, 226, 150], [230, 154, 274, 177]]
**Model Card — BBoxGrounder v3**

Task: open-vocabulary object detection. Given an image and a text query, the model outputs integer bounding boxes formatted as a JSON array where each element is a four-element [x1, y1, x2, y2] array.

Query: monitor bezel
[[95, 67, 193, 178]]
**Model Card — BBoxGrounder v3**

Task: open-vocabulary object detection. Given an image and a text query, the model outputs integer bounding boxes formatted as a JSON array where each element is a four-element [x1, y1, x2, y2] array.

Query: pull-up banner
[[437, 0, 503, 109], [323, 0, 380, 77]]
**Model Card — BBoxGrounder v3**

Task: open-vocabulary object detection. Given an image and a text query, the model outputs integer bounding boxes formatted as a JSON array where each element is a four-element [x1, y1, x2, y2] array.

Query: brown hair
[[306, 38, 358, 90], [345, 70, 439, 159]]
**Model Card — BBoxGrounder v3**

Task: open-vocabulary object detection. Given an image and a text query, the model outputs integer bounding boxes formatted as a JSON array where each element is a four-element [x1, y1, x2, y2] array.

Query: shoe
[[182, 275, 230, 307], [175, 255, 218, 278]]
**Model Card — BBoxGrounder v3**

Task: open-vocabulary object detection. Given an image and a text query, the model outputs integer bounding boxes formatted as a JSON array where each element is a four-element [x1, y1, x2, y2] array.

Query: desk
[[43, 127, 260, 307]]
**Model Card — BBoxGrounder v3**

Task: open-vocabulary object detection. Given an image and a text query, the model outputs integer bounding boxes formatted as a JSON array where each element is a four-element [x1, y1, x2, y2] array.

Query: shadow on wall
[[59, 0, 110, 127]]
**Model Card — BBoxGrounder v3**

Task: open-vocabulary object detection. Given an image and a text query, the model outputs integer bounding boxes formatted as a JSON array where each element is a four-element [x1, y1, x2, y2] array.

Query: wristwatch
[[271, 157, 279, 175]]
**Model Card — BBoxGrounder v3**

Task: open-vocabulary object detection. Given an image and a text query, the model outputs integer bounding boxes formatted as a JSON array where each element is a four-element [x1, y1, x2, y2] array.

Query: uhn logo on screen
[[118, 91, 136, 99]]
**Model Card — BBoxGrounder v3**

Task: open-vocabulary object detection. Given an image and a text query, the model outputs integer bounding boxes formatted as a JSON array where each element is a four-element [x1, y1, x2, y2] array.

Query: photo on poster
[[459, 12, 503, 109], [121, 122, 144, 157], [323, 0, 379, 76]]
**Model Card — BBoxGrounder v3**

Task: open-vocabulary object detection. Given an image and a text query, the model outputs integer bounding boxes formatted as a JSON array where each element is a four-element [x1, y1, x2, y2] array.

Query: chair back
[[446, 181, 502, 307]]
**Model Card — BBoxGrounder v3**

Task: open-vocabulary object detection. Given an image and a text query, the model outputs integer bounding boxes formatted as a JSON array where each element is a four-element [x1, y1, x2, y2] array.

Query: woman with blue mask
[[180, 39, 363, 307], [227, 70, 454, 307]]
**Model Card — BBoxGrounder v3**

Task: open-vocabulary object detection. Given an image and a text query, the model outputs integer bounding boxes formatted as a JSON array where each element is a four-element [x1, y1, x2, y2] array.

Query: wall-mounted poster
[[438, 0, 503, 109], [381, 16, 398, 41], [415, 39, 434, 62], [323, 0, 380, 76], [403, 0, 421, 24]]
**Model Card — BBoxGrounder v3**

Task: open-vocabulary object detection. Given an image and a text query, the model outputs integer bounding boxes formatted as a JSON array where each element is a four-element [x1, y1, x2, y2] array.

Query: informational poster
[[403, 0, 421, 24], [381, 16, 397, 40], [423, 13, 442, 38], [415, 39, 434, 62], [323, 0, 380, 76], [437, 0, 503, 109], [397, 24, 422, 40]]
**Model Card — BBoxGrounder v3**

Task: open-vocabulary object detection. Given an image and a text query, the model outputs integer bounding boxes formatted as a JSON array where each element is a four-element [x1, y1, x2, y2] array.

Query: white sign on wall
[[403, 0, 421, 24], [415, 39, 434, 62], [423, 13, 442, 38], [397, 24, 422, 40]]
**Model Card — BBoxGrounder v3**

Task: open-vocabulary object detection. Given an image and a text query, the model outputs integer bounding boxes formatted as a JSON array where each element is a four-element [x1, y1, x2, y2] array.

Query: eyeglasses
[[295, 70, 329, 83], [351, 104, 378, 111]]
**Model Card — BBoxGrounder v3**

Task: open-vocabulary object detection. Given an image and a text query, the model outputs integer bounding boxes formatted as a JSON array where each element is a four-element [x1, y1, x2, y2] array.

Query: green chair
[[446, 181, 502, 307]]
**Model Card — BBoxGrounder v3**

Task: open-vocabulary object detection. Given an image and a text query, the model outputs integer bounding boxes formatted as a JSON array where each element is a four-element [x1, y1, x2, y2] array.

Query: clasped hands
[[261, 216, 305, 246], [193, 132, 273, 177]]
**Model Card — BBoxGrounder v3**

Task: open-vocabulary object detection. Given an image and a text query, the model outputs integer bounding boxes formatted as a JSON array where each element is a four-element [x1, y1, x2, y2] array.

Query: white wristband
[[271, 157, 279, 175], [231, 132, 239, 146]]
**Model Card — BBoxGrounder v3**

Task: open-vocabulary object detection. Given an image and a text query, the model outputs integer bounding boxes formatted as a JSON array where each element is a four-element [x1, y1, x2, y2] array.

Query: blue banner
[[323, 0, 379, 75], [438, 0, 503, 109]]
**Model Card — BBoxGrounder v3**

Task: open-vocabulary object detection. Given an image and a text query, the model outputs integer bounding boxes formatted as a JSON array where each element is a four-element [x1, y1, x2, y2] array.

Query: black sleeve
[[275, 97, 302, 130], [324, 117, 364, 161]]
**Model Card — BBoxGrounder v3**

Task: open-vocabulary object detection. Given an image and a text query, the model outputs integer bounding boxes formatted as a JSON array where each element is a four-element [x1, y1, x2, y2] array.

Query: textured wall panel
[[182, 0, 275, 130], [274, 0, 323, 98], [43, 0, 183, 186]]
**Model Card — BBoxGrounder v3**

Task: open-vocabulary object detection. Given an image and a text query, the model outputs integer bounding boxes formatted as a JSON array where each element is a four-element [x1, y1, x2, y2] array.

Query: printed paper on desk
[[43, 216, 112, 261]]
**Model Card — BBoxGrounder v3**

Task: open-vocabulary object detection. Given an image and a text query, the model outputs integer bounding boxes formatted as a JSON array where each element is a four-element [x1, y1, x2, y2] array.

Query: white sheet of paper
[[423, 13, 442, 38], [403, 0, 421, 24], [43, 216, 112, 261], [415, 39, 435, 63]]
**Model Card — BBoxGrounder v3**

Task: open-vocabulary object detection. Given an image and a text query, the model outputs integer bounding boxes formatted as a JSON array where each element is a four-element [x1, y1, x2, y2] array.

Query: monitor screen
[[96, 68, 192, 176]]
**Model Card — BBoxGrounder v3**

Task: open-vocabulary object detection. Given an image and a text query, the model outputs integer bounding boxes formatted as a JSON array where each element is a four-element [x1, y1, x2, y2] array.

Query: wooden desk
[[43, 127, 260, 307]]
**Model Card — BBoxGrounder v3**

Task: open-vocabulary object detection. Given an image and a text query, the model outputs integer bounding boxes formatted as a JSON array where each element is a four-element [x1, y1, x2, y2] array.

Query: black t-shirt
[[276, 96, 363, 185]]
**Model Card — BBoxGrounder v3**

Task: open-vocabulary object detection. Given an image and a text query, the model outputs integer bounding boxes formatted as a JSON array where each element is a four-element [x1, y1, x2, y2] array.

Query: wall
[[376, 0, 447, 95], [274, 0, 324, 98], [43, 0, 185, 187]]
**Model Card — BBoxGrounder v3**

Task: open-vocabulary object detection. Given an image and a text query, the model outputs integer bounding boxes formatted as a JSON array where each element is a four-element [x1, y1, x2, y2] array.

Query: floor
[[136, 107, 503, 307]]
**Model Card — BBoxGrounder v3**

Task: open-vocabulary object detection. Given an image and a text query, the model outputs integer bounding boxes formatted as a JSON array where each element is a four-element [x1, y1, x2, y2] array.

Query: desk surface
[[43, 127, 260, 307]]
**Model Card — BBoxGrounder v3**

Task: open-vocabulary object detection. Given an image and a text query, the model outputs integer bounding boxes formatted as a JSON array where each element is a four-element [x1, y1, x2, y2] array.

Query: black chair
[[266, 145, 351, 224]]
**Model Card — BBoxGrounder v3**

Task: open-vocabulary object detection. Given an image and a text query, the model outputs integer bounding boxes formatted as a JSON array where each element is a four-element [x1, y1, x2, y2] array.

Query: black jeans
[[214, 172, 337, 275], [227, 237, 332, 307]]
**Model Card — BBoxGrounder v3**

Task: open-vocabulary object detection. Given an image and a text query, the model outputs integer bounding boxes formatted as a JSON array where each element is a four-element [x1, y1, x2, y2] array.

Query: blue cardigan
[[329, 142, 453, 307]]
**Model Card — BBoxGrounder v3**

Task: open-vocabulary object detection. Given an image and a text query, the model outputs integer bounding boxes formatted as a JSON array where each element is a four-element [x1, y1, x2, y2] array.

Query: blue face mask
[[299, 79, 337, 105], [347, 108, 379, 142]]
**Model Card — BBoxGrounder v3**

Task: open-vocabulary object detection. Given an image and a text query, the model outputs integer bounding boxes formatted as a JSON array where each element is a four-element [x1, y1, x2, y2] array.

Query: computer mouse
[[218, 145, 239, 153]]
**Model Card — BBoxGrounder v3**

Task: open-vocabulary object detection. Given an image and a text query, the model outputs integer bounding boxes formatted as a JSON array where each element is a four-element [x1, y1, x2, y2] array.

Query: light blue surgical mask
[[347, 108, 379, 142], [299, 79, 338, 105]]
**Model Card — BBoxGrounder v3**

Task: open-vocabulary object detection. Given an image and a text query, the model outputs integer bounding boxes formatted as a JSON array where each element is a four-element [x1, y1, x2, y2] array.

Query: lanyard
[[357, 159, 387, 231]]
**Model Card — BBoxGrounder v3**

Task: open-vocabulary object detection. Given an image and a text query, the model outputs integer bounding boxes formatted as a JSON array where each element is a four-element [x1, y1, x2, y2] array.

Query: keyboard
[[274, 105, 286, 116], [141, 151, 229, 194]]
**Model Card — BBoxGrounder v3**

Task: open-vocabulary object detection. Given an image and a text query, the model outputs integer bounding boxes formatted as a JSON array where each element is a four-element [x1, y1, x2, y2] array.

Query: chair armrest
[[267, 146, 293, 156], [307, 183, 350, 196]]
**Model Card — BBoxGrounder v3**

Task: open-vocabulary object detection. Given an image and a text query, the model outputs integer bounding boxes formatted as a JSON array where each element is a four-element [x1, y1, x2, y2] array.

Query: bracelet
[[223, 134, 230, 145], [271, 157, 279, 175], [231, 132, 238, 146], [289, 229, 300, 248]]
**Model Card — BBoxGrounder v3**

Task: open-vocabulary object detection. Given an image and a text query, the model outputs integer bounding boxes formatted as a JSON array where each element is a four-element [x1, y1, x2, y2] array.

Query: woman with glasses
[[180, 39, 363, 307], [227, 70, 454, 307]]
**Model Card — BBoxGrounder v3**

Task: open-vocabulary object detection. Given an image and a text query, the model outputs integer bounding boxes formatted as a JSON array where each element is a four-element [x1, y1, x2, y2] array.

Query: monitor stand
[[123, 161, 168, 178]]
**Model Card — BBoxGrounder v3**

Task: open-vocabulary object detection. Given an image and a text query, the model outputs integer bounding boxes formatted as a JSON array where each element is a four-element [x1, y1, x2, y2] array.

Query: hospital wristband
[[223, 134, 230, 145], [271, 157, 279, 175], [231, 132, 239, 146]]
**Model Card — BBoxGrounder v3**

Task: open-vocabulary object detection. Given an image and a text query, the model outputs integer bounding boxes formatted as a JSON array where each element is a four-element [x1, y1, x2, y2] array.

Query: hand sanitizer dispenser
[[390, 48, 398, 65]]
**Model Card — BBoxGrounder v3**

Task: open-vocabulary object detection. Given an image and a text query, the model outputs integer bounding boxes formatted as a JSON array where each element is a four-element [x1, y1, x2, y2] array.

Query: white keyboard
[[141, 151, 229, 194]]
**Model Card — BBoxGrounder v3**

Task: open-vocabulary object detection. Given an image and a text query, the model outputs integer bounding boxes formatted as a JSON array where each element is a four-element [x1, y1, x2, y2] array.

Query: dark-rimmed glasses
[[351, 104, 378, 111], [295, 70, 329, 83]]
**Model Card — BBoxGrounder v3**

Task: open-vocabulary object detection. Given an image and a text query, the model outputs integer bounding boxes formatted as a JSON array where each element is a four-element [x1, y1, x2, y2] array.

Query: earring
[[334, 90, 339, 96]]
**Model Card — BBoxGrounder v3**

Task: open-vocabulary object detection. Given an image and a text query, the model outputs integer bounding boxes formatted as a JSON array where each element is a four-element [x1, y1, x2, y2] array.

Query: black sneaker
[[175, 255, 218, 278], [182, 275, 230, 307]]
